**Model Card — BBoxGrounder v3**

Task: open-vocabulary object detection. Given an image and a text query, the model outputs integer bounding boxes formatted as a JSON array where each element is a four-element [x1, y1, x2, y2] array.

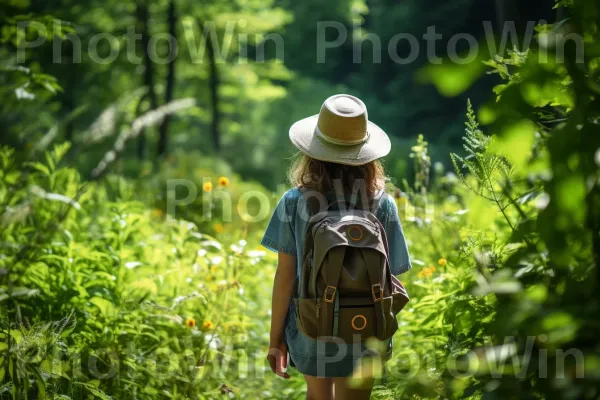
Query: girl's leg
[[332, 377, 375, 400], [304, 375, 333, 400]]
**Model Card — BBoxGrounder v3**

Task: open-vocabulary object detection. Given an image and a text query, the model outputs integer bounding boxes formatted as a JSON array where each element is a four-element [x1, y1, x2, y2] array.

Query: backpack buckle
[[323, 286, 336, 303], [372, 284, 383, 302]]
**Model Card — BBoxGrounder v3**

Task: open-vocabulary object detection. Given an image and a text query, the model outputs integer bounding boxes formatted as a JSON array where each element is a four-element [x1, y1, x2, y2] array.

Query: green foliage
[[409, 134, 431, 196], [450, 100, 514, 211], [0, 0, 599, 399], [0, 143, 302, 399], [438, 1, 599, 398], [374, 1, 599, 398], [0, 0, 495, 184]]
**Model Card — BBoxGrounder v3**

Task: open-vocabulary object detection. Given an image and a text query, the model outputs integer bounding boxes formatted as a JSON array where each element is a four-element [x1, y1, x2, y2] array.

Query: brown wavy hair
[[288, 153, 386, 195]]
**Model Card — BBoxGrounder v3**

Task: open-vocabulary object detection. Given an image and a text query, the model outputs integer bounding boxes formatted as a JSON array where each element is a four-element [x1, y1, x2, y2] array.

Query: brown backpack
[[294, 192, 409, 344]]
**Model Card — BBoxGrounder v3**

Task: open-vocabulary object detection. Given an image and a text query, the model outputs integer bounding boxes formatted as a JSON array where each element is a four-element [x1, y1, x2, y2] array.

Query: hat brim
[[289, 115, 391, 166]]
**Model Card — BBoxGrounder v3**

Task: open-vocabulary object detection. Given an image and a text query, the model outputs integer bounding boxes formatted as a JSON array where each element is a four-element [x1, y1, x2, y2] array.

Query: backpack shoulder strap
[[323, 246, 346, 288]]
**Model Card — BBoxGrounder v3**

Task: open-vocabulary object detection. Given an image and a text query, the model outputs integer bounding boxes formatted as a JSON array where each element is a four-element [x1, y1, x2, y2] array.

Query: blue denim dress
[[261, 187, 412, 377]]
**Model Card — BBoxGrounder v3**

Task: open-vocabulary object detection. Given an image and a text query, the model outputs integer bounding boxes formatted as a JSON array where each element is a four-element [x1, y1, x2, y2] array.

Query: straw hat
[[289, 94, 391, 166]]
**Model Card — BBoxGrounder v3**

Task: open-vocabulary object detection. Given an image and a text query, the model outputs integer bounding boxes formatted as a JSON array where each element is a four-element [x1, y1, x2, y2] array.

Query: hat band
[[314, 125, 370, 146]]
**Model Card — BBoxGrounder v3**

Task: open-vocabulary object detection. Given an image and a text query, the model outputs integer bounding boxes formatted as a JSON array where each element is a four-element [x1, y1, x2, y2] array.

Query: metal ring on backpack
[[347, 225, 363, 241], [351, 315, 367, 331]]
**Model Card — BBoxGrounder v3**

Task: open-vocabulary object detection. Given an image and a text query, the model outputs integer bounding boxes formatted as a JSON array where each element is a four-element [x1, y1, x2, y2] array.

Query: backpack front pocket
[[295, 297, 332, 340], [337, 306, 377, 344]]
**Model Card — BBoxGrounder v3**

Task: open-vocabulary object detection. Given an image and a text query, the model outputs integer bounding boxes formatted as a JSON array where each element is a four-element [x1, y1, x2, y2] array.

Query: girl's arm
[[270, 252, 296, 343], [382, 196, 412, 276], [267, 252, 296, 378]]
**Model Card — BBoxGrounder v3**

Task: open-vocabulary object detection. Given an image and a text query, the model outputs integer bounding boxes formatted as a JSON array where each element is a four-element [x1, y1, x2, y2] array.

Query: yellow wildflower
[[150, 208, 164, 218], [417, 266, 436, 279], [202, 320, 215, 331], [213, 223, 225, 234], [203, 181, 213, 192], [185, 317, 196, 328], [438, 258, 448, 267], [218, 176, 230, 187]]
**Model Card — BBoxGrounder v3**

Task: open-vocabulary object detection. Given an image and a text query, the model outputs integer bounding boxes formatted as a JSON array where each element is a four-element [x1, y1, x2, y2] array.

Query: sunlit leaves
[[88, 297, 116, 318], [488, 120, 535, 170], [417, 58, 486, 97], [554, 174, 586, 226], [540, 311, 578, 347]]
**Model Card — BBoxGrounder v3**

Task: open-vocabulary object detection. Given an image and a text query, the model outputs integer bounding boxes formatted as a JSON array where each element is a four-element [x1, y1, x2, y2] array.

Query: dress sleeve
[[380, 195, 412, 275], [261, 192, 297, 256]]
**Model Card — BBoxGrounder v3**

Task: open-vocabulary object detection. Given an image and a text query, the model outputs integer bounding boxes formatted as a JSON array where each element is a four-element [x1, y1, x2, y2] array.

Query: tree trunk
[[64, 98, 74, 142], [202, 19, 221, 152], [555, 3, 566, 22], [495, 0, 506, 28], [157, 0, 177, 157], [137, 2, 158, 160]]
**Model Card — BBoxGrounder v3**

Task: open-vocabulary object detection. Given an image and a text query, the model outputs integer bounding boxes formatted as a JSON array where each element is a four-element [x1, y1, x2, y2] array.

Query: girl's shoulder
[[375, 191, 399, 222], [282, 186, 303, 201], [276, 187, 303, 215], [280, 187, 303, 207]]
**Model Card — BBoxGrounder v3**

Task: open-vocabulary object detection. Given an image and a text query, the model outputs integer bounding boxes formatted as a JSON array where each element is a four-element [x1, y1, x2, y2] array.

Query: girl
[[262, 94, 411, 400]]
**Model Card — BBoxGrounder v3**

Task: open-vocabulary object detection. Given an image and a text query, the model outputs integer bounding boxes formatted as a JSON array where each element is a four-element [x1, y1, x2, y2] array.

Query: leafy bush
[[0, 144, 300, 399], [381, 1, 600, 398]]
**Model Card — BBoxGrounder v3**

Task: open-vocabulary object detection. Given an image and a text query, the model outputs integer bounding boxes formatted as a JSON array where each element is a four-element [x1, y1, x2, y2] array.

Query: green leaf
[[24, 161, 50, 176], [45, 151, 55, 172], [10, 330, 22, 344], [4, 170, 20, 184], [130, 278, 158, 295], [89, 297, 116, 318], [417, 58, 486, 97], [27, 366, 46, 400], [488, 120, 535, 170], [74, 382, 113, 400], [52, 142, 71, 162], [541, 312, 578, 345], [555, 175, 586, 226]]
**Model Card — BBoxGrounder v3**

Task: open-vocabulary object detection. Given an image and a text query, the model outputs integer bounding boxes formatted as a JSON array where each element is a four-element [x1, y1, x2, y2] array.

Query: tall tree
[[157, 0, 177, 157], [203, 19, 220, 152], [137, 2, 158, 159]]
